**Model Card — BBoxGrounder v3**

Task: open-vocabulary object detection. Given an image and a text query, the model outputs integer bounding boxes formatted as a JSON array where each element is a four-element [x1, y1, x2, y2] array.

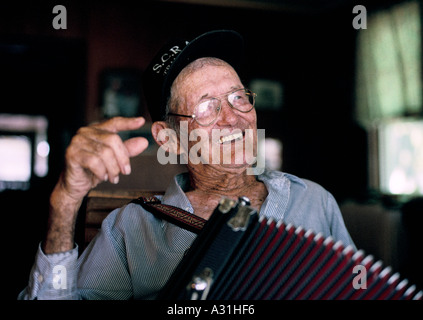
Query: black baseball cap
[[143, 30, 244, 122]]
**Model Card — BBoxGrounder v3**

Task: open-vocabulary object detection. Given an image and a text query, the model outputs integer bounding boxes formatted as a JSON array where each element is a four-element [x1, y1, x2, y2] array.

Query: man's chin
[[213, 162, 252, 174]]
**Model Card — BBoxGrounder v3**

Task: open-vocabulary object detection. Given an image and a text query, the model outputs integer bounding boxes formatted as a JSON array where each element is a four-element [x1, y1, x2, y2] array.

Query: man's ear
[[151, 121, 180, 154]]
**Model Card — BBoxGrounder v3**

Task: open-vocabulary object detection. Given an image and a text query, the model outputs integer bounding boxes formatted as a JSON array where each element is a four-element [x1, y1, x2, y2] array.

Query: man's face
[[174, 62, 258, 171]]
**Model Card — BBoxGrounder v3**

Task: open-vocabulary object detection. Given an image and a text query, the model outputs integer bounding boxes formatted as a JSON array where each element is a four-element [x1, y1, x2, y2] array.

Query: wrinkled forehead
[[173, 58, 240, 96]]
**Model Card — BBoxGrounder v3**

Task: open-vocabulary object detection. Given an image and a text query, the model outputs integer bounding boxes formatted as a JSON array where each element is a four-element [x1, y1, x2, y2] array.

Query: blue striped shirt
[[18, 169, 355, 300]]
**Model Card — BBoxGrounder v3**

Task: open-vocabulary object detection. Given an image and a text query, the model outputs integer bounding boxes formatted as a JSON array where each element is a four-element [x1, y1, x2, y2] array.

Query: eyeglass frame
[[166, 88, 257, 126]]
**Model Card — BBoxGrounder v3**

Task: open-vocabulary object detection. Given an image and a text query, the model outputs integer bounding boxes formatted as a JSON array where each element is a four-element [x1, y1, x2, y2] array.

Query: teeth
[[219, 132, 243, 144]]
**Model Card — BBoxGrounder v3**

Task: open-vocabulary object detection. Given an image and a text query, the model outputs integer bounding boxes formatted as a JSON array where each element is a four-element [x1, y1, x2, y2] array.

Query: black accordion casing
[[158, 197, 423, 300]]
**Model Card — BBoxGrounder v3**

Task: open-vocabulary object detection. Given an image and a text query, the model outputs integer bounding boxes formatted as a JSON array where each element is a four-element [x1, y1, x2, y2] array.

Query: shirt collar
[[161, 169, 307, 221], [258, 169, 307, 220], [161, 172, 194, 214]]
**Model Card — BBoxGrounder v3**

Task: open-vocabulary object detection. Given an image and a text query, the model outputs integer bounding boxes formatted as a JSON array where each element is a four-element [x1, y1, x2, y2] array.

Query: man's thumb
[[124, 137, 149, 157]]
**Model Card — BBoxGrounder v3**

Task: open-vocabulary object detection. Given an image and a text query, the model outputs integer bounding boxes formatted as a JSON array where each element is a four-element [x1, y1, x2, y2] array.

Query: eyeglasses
[[167, 88, 256, 126]]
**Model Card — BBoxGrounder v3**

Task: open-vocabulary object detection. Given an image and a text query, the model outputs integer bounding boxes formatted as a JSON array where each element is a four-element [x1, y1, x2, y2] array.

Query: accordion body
[[158, 197, 423, 300]]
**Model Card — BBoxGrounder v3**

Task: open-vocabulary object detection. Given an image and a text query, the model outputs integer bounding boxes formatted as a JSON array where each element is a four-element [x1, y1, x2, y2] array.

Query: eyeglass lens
[[195, 89, 254, 125]]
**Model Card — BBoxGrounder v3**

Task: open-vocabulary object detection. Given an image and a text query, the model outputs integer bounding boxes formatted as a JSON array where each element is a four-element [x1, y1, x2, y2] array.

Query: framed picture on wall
[[99, 68, 143, 119], [249, 78, 284, 111]]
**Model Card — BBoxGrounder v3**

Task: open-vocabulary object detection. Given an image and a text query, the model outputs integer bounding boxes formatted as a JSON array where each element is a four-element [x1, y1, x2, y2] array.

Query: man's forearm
[[42, 181, 82, 254]]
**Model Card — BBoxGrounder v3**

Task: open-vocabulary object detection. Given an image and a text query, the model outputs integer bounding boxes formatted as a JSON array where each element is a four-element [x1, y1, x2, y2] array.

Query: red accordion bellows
[[158, 197, 423, 300]]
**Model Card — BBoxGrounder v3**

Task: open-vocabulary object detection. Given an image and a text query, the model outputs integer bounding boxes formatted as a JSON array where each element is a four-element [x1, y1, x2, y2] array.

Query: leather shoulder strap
[[131, 196, 206, 234]]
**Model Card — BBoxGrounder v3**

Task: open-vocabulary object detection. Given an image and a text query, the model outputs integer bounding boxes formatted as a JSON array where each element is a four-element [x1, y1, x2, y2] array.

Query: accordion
[[157, 197, 423, 300]]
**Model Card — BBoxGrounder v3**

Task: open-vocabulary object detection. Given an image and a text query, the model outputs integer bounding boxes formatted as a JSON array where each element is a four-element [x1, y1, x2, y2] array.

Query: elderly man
[[19, 30, 355, 300]]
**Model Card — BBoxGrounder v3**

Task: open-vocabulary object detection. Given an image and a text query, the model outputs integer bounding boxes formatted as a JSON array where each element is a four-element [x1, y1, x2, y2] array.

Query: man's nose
[[216, 100, 238, 125]]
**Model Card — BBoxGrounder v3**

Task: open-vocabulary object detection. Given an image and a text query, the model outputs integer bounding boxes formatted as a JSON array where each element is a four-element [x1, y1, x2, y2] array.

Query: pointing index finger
[[94, 116, 146, 133]]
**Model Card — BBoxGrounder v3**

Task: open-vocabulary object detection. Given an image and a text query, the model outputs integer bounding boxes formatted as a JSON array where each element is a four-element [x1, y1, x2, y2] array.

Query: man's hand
[[60, 116, 149, 202], [44, 116, 149, 254]]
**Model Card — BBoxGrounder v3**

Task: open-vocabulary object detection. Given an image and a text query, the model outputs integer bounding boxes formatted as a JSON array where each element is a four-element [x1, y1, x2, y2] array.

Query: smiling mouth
[[219, 131, 243, 144]]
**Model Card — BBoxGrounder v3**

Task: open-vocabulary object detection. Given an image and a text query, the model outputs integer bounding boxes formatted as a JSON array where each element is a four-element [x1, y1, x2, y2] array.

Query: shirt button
[[38, 274, 43, 283]]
